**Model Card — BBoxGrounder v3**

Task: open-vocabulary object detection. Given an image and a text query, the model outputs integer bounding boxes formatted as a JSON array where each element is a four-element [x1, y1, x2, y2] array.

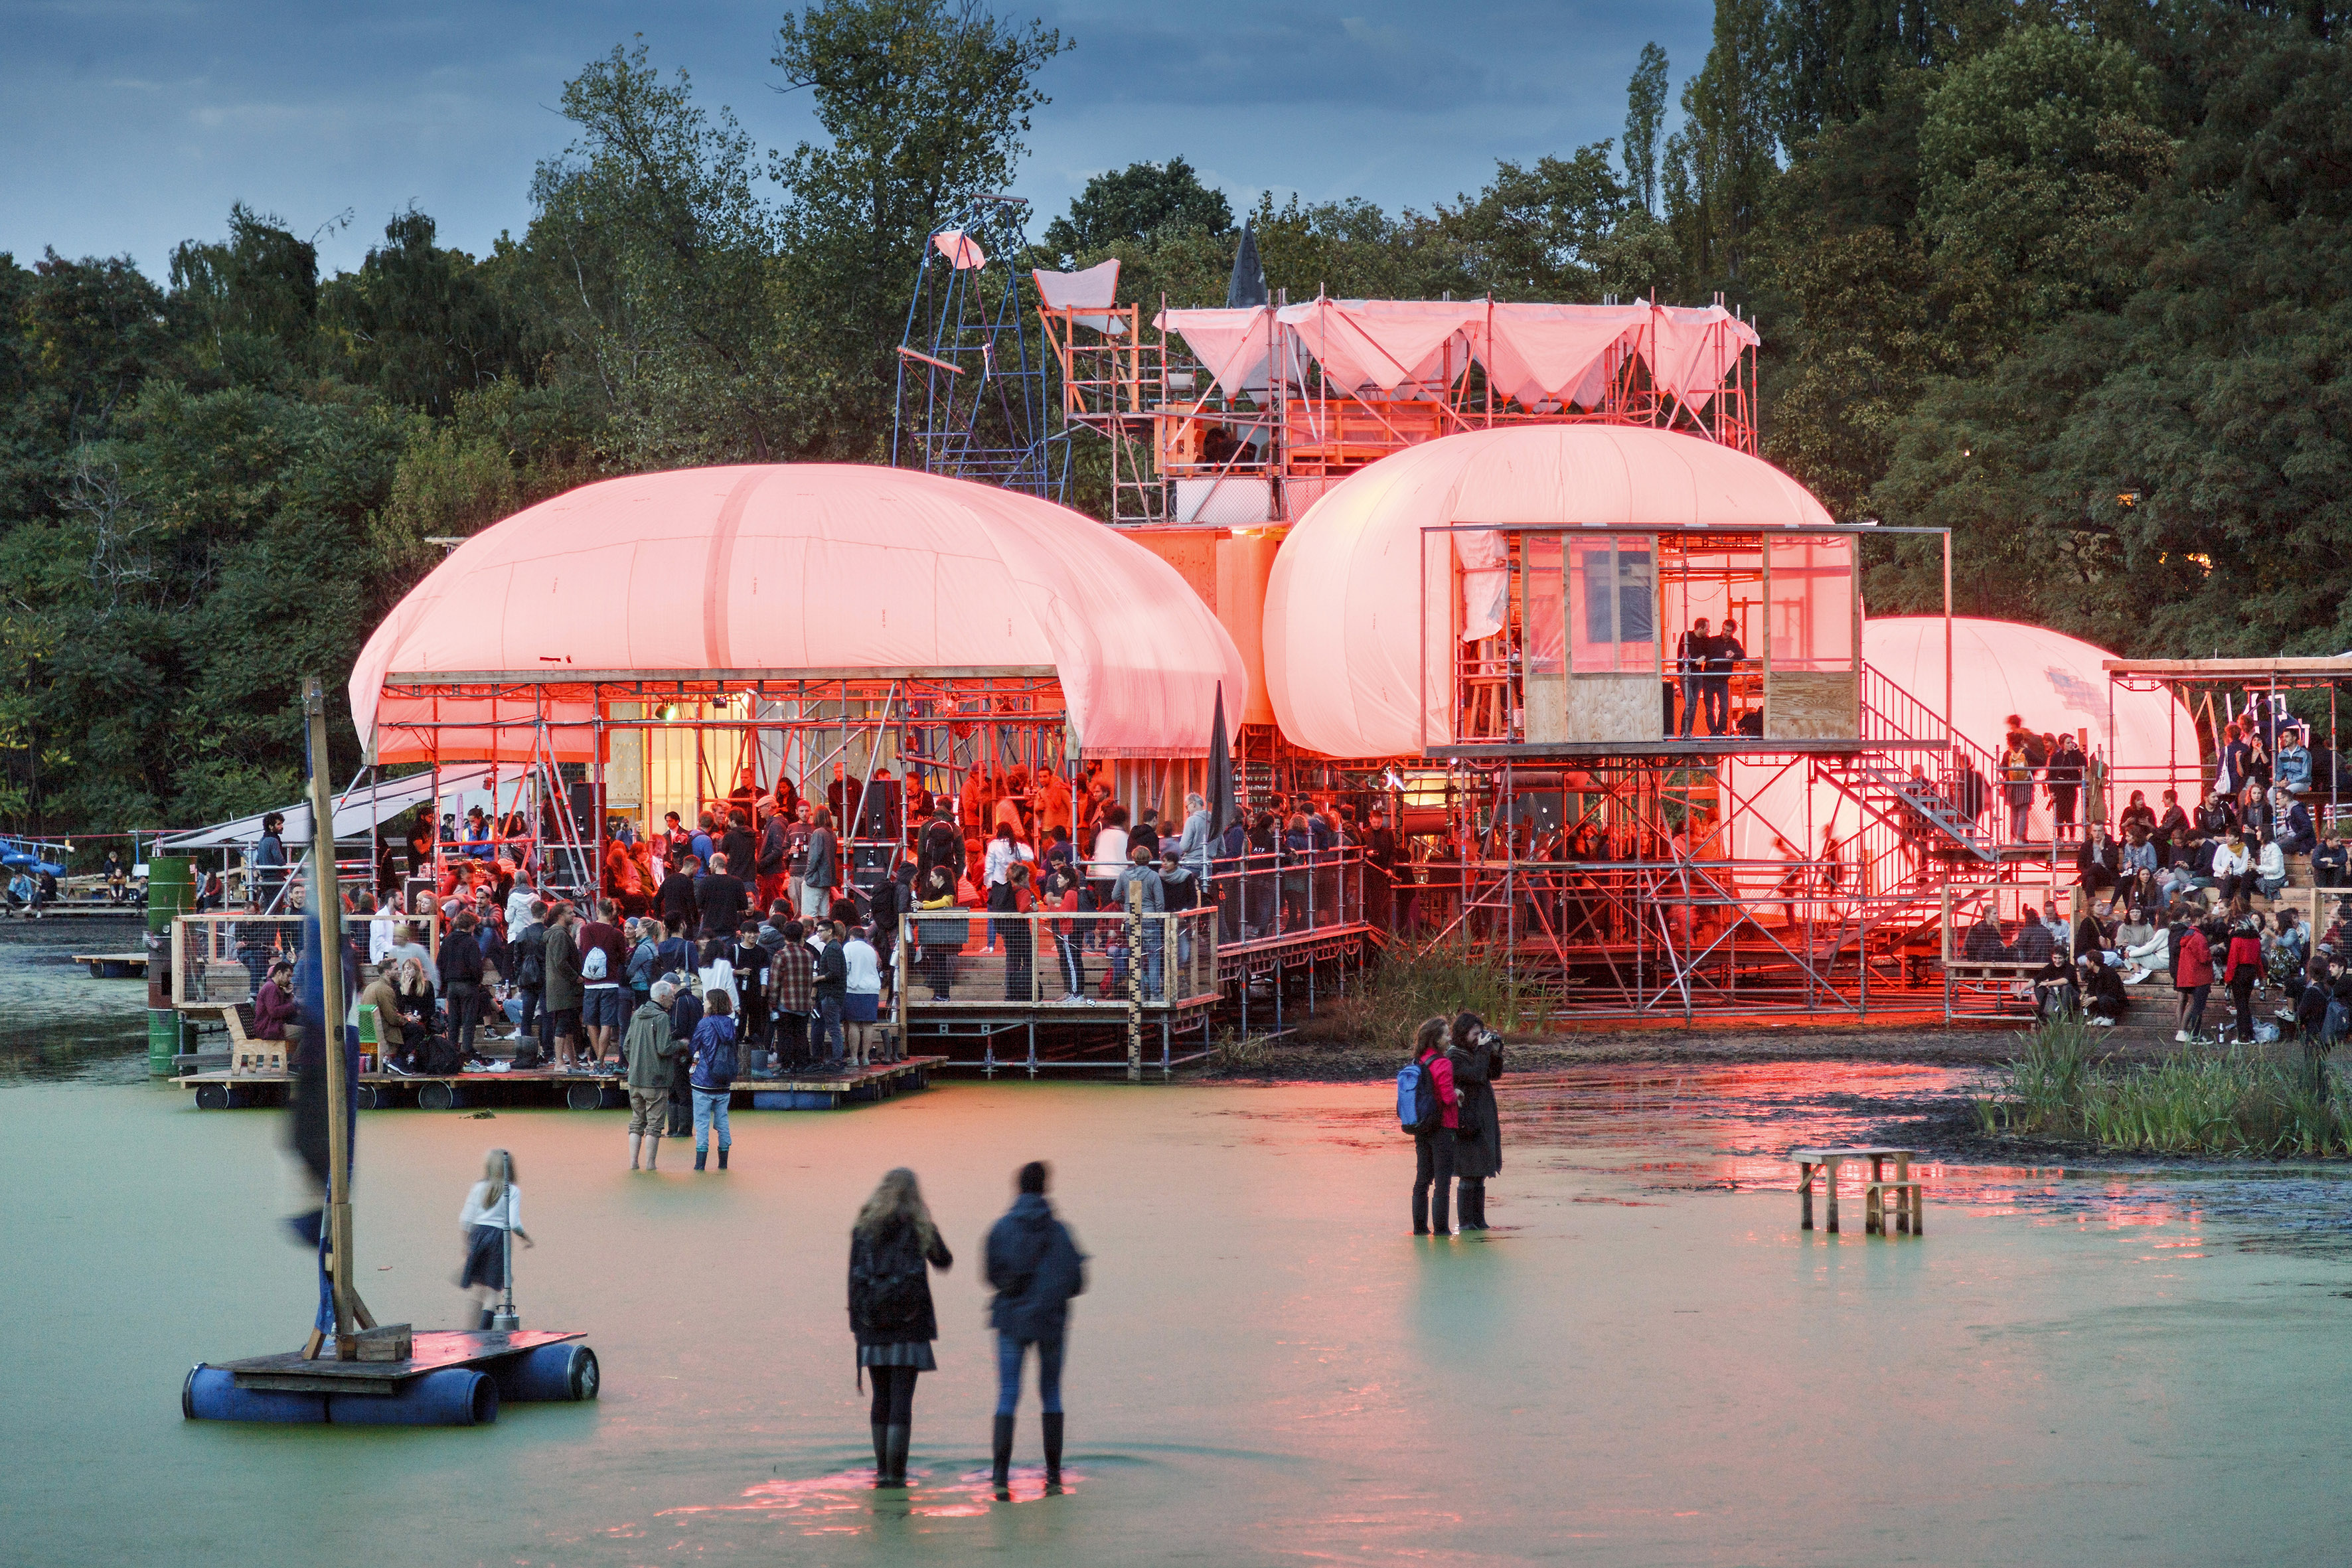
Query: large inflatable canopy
[[1263, 426, 1836, 759], [351, 465, 1248, 764]]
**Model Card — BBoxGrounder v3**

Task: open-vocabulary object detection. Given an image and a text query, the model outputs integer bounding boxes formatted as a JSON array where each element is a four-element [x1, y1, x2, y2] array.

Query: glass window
[[1765, 536, 1855, 673], [1567, 535, 1658, 674], [1523, 535, 1563, 676]]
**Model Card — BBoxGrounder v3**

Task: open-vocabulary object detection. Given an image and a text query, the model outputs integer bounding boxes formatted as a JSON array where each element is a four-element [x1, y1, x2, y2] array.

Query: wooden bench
[[222, 1002, 286, 1076], [1791, 1146, 1923, 1236]]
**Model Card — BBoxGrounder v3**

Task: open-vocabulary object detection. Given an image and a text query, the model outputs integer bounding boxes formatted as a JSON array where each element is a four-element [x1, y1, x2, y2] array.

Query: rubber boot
[[870, 1423, 891, 1487], [476, 1307, 494, 1330], [1041, 1411, 1064, 1487], [694, 1148, 708, 1172], [991, 1413, 1015, 1490], [645, 1133, 660, 1171], [883, 1424, 911, 1487], [629, 1132, 642, 1171], [718, 1146, 729, 1170]]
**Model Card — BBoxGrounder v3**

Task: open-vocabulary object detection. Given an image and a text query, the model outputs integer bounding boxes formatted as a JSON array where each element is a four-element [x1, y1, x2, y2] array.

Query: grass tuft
[[1974, 1019, 2352, 1156], [1286, 948, 1526, 1056]]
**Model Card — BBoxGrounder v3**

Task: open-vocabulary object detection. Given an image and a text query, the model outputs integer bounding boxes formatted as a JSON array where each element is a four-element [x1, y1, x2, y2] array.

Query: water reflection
[[661, 1464, 1084, 1533]]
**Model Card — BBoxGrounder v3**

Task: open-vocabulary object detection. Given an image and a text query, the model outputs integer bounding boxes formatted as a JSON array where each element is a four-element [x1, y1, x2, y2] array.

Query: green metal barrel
[[146, 857, 196, 1074]]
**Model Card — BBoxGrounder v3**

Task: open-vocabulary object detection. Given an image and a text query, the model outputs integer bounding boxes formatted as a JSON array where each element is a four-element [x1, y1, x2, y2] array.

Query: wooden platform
[[224, 1329, 582, 1393], [73, 951, 147, 978], [175, 1056, 941, 1110], [3, 903, 145, 920]]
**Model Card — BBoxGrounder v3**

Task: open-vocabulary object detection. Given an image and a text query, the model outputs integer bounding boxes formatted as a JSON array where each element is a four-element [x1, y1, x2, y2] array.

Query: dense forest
[[3, 0, 2348, 839]]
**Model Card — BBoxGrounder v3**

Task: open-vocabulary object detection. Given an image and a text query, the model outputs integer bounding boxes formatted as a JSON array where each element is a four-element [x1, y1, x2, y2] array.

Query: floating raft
[[74, 951, 147, 978], [174, 1055, 939, 1111], [185, 1329, 595, 1425]]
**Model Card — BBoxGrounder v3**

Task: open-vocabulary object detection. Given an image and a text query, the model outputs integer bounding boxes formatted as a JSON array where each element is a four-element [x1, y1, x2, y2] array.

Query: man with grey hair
[[625, 977, 683, 1171]]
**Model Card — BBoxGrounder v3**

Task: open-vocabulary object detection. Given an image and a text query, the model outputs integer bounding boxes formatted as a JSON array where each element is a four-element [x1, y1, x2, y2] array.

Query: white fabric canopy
[[1157, 299, 1759, 412], [158, 766, 501, 852], [1034, 259, 1125, 334], [933, 230, 986, 270]]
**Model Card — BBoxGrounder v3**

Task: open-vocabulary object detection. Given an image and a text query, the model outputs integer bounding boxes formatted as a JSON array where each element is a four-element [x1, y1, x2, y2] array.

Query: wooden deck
[[222, 1329, 582, 1393], [175, 1056, 941, 1110], [73, 951, 147, 977]]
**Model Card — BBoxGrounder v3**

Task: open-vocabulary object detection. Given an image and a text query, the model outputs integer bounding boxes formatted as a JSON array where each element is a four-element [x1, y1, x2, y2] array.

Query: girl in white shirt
[[842, 927, 883, 1066], [458, 1148, 532, 1330]]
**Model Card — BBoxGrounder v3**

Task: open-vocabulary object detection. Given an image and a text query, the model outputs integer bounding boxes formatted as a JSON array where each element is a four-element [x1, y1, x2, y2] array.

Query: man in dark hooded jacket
[[983, 1160, 1087, 1492]]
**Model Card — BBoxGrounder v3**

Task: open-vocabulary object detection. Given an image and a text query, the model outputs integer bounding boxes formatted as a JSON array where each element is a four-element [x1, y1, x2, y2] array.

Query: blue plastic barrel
[[491, 1342, 600, 1403], [323, 1368, 497, 1426], [182, 1366, 326, 1423]]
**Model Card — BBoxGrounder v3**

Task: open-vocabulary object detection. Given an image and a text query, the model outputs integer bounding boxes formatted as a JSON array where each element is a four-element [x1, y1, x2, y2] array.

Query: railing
[[892, 907, 1219, 1012], [1203, 846, 1366, 945], [173, 911, 437, 1008]]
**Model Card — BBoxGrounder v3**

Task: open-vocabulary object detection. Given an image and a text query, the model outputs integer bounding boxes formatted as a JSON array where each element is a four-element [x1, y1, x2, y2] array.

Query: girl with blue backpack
[[1397, 1016, 1458, 1235], [688, 990, 738, 1172]]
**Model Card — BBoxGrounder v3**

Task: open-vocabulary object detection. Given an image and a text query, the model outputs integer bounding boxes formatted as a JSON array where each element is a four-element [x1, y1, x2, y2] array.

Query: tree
[[1042, 156, 1232, 260], [524, 41, 792, 468], [1665, 0, 1779, 285], [771, 0, 1067, 455], [1622, 43, 1670, 217], [166, 203, 324, 388], [321, 210, 526, 418]]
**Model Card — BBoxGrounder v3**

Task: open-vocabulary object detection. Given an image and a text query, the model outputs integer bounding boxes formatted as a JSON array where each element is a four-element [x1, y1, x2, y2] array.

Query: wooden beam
[[2102, 657, 2352, 677], [383, 666, 1058, 686]]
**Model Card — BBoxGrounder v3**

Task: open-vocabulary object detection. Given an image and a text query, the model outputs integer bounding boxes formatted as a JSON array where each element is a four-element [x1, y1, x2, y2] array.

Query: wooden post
[[1126, 880, 1143, 1083], [301, 676, 373, 1358]]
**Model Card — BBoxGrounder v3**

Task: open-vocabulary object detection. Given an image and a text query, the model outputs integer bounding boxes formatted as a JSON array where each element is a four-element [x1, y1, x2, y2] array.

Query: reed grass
[[1974, 1018, 2352, 1156], [1287, 948, 1526, 1055]]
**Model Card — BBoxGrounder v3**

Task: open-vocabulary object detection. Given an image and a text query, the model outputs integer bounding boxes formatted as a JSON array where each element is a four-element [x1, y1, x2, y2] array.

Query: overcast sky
[[2, 0, 1714, 280]]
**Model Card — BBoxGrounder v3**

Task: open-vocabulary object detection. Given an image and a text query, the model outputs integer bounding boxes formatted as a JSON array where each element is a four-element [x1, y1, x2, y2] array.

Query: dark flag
[[1227, 224, 1267, 309], [1208, 683, 1236, 839]]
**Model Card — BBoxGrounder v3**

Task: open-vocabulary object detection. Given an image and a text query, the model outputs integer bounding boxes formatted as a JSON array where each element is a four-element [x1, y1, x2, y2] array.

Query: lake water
[[5, 919, 2350, 1567]]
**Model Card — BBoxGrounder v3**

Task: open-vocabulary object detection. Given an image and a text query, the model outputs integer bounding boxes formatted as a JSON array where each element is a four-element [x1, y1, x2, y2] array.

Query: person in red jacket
[[1411, 1016, 1460, 1237], [2175, 917, 2215, 1044], [2224, 915, 2264, 1044]]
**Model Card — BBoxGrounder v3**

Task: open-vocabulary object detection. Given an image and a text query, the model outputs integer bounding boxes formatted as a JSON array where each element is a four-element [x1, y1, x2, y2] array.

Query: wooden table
[[1790, 1146, 1923, 1235]]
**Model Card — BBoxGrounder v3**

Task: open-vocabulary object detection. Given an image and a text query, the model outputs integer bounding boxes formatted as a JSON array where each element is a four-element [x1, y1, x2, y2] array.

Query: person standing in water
[[984, 1160, 1088, 1494], [848, 1168, 954, 1489], [1409, 1016, 1458, 1236], [1447, 1012, 1505, 1232], [458, 1148, 532, 1329], [689, 990, 738, 1172]]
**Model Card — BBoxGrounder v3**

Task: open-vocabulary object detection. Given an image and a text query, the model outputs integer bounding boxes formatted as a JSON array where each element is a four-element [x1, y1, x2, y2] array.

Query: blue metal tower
[[892, 195, 1066, 501]]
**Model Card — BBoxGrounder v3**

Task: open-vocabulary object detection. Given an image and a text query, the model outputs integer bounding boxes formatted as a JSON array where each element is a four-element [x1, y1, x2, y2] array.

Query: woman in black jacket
[[848, 1167, 953, 1488], [1448, 1012, 1504, 1231], [437, 912, 487, 1058]]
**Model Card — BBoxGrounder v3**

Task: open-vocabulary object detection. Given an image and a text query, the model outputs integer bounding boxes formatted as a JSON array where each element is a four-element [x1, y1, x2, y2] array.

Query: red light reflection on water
[[658, 1465, 1081, 1534]]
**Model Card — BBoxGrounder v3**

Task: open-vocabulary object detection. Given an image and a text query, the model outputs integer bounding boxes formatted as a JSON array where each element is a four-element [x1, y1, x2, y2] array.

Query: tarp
[[1263, 425, 1836, 759], [933, 230, 986, 270], [156, 766, 501, 852], [1033, 258, 1125, 335], [349, 465, 1249, 763], [1156, 299, 1760, 411]]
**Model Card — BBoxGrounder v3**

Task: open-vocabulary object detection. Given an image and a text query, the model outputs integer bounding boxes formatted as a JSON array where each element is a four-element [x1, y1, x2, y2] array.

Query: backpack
[[514, 926, 545, 988], [1397, 1056, 1440, 1135], [581, 944, 609, 981], [852, 1227, 930, 1338], [2326, 996, 2350, 1046]]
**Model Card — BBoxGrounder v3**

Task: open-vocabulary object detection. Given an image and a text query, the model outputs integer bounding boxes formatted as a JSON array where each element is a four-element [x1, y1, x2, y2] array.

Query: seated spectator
[[2212, 834, 2255, 904], [2257, 834, 2290, 899], [2078, 952, 2126, 1024], [2118, 907, 2168, 979], [2276, 789, 2317, 856], [2277, 726, 2314, 796], [2032, 951, 2078, 1019], [2118, 791, 2157, 843], [253, 959, 300, 1042], [2012, 910, 2055, 965]]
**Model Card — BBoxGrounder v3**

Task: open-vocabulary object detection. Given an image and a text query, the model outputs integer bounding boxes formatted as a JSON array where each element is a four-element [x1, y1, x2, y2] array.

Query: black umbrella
[[1208, 684, 1236, 838]]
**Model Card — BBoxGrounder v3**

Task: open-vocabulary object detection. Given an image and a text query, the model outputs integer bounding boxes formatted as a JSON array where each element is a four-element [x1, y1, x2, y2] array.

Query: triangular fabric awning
[[1033, 258, 1125, 334], [933, 230, 986, 270], [1472, 303, 1648, 409], [1648, 305, 1759, 413], [1156, 305, 1279, 398], [1273, 299, 1484, 398]]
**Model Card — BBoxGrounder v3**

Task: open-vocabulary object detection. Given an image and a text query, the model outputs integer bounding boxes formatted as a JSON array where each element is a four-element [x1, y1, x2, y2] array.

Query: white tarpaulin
[[1154, 305, 1280, 398], [1273, 299, 1482, 397], [1034, 258, 1126, 335], [1160, 298, 1757, 412], [157, 766, 502, 852]]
